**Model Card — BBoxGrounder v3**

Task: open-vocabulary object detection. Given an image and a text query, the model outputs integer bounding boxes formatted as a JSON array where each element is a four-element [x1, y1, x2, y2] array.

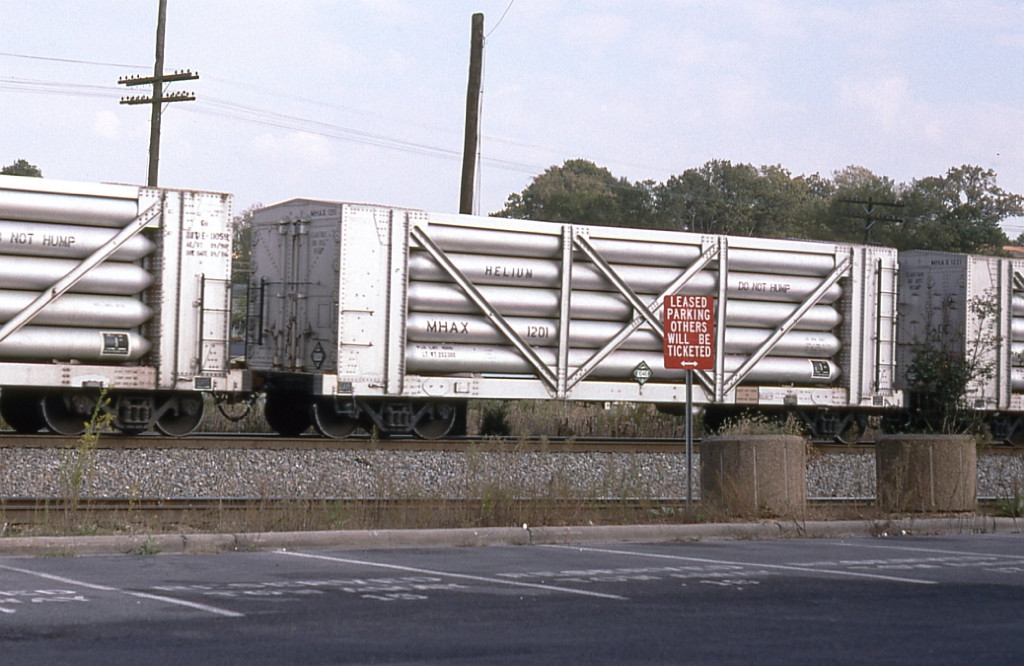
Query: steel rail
[[0, 432, 886, 453]]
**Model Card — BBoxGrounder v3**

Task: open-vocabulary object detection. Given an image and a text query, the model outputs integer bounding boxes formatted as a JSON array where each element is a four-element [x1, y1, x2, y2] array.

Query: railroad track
[[0, 432, 877, 455]]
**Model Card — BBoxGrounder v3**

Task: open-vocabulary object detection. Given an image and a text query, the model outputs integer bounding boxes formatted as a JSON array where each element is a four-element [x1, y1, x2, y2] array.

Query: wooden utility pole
[[840, 198, 904, 244], [459, 13, 484, 214], [118, 0, 198, 186]]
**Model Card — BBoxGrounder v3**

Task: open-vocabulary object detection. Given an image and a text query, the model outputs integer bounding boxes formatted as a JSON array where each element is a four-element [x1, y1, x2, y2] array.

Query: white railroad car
[[897, 250, 1024, 442], [246, 199, 902, 439], [0, 175, 245, 435]]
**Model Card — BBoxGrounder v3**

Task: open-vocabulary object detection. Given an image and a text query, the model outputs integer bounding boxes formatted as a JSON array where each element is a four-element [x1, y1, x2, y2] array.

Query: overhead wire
[[486, 0, 515, 39], [0, 50, 145, 70], [0, 46, 662, 181], [0, 76, 120, 99], [0, 69, 543, 174], [182, 96, 543, 174]]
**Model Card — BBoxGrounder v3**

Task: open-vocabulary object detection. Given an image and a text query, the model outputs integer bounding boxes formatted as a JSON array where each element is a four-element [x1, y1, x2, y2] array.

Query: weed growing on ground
[[994, 489, 1024, 518], [710, 411, 807, 438], [467, 400, 686, 438], [130, 537, 161, 555], [61, 391, 112, 511]]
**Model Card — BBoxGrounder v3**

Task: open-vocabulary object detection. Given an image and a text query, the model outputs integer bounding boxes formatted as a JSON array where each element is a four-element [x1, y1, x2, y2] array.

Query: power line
[[1, 49, 671, 180], [180, 98, 543, 174], [839, 198, 904, 244], [0, 50, 146, 70], [0, 69, 541, 173], [2, 47, 644, 171], [2, 49, 474, 142], [486, 0, 515, 39], [0, 69, 634, 178], [0, 77, 119, 98]]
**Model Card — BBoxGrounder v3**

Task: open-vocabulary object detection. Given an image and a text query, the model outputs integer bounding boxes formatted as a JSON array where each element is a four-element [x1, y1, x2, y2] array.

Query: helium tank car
[[0, 174, 246, 436]]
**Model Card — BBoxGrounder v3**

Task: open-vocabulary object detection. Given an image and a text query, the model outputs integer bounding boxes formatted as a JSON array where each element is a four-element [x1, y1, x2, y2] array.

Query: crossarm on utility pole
[[117, 0, 197, 187]]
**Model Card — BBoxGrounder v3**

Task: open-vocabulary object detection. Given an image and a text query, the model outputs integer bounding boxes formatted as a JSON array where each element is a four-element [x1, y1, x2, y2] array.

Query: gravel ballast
[[1, 446, 1021, 501]]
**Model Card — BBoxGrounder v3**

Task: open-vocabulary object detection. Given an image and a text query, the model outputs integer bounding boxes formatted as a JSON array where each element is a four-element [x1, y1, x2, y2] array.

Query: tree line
[[494, 159, 1024, 254], [8, 156, 1024, 254]]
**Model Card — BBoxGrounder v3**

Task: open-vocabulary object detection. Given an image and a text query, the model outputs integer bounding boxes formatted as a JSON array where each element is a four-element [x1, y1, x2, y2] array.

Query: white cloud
[[838, 75, 912, 134]]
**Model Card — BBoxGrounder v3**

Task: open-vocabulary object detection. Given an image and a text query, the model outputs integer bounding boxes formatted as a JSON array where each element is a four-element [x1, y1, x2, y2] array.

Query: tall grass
[[194, 396, 687, 438], [468, 400, 687, 438]]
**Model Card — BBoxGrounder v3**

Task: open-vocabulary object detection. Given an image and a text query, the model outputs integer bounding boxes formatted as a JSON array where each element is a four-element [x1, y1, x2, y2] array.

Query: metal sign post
[[663, 295, 716, 508], [685, 369, 693, 506]]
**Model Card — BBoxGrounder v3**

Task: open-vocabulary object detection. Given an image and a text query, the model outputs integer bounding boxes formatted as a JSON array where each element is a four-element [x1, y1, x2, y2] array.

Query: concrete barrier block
[[700, 435, 806, 517], [876, 434, 977, 512]]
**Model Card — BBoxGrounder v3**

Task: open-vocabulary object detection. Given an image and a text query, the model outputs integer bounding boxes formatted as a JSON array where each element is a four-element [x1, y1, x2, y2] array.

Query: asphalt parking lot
[[2, 529, 1023, 664]]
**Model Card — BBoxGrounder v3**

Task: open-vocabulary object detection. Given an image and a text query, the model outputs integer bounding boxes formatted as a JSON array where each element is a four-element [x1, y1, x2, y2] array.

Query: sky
[[2, 1, 1023, 234]]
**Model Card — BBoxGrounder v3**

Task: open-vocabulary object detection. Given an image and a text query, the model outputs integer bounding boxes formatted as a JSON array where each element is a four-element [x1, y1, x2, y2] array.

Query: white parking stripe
[[836, 541, 1024, 559], [545, 545, 939, 585], [278, 550, 629, 600], [0, 563, 245, 618]]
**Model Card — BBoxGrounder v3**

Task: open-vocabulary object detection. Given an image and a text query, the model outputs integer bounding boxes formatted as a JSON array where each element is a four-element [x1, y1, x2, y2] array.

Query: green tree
[[897, 165, 1018, 253], [231, 204, 258, 285], [790, 172, 836, 240], [494, 160, 1023, 252], [229, 204, 259, 347], [1, 159, 43, 177], [824, 166, 901, 244], [652, 160, 823, 239], [494, 159, 654, 227]]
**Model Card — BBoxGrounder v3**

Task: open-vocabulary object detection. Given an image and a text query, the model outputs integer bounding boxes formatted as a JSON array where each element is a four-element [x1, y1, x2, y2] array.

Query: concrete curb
[[0, 515, 1020, 557]]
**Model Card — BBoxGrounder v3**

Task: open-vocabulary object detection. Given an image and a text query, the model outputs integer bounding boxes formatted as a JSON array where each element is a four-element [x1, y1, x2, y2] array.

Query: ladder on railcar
[[875, 257, 899, 394], [198, 274, 232, 374]]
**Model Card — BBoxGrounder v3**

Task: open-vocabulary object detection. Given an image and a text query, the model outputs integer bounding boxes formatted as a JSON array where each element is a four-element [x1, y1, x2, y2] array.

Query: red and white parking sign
[[663, 295, 715, 370]]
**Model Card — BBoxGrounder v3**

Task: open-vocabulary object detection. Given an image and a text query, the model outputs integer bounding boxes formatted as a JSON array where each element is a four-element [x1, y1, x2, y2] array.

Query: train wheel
[[411, 402, 457, 440], [0, 390, 46, 434], [993, 416, 1024, 446], [834, 413, 880, 444], [41, 392, 93, 436], [312, 399, 357, 439], [156, 394, 205, 436], [265, 391, 312, 437]]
